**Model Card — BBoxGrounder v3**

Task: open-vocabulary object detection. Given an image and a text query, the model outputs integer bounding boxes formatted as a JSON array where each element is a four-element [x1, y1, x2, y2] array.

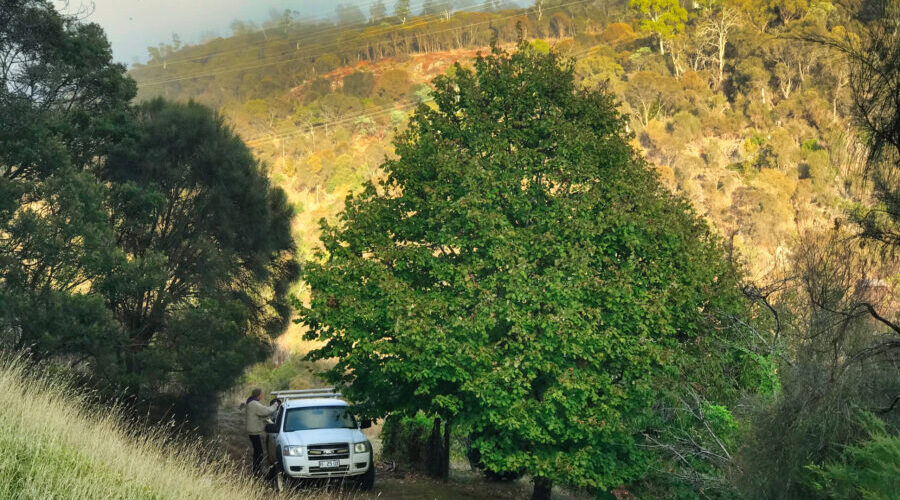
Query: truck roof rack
[[271, 388, 343, 401]]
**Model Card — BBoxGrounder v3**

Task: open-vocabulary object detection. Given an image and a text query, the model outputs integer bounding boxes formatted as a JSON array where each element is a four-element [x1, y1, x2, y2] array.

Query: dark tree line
[[0, 0, 297, 424]]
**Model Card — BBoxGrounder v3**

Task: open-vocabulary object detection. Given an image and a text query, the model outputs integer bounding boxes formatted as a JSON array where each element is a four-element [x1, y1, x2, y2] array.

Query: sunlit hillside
[[130, 0, 866, 305]]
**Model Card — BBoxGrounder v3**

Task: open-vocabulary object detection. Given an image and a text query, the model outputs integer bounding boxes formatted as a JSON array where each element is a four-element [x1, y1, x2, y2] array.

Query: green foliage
[[325, 154, 362, 192], [838, 0, 900, 248], [309, 77, 333, 96], [380, 413, 433, 468], [243, 354, 321, 393], [0, 0, 133, 373], [98, 99, 299, 420], [0, 1, 298, 426], [630, 0, 687, 53], [342, 70, 376, 97], [737, 231, 900, 499], [575, 51, 625, 90], [395, 0, 411, 19], [530, 38, 550, 54], [300, 45, 758, 495], [408, 83, 433, 105], [314, 53, 341, 74], [389, 109, 409, 129], [808, 414, 900, 500], [318, 92, 364, 120]]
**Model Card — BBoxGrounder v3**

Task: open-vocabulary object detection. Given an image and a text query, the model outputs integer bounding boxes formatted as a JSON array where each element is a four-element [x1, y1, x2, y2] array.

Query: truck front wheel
[[271, 447, 288, 492], [358, 458, 375, 491]]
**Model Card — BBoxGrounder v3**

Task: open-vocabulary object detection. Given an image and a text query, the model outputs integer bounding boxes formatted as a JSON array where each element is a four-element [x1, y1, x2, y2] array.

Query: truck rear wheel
[[358, 458, 375, 491]]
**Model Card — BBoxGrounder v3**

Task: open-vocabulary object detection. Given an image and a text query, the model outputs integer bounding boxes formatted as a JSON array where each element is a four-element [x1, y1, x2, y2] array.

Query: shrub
[[342, 71, 375, 98], [380, 413, 432, 471], [307, 77, 332, 97], [531, 38, 550, 54], [808, 415, 900, 499], [314, 53, 340, 74], [375, 69, 411, 101], [601, 23, 636, 45]]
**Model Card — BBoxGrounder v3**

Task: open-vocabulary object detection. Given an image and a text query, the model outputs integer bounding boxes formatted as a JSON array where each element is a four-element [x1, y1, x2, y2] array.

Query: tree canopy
[[101, 98, 298, 415]]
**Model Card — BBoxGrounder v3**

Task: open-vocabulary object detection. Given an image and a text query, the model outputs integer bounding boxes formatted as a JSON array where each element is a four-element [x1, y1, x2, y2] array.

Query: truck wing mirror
[[360, 418, 372, 429], [264, 422, 277, 433]]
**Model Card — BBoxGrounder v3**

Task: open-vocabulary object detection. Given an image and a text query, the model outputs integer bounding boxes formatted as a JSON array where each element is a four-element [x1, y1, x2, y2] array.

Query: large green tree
[[101, 99, 298, 419], [301, 44, 758, 498], [0, 0, 135, 365]]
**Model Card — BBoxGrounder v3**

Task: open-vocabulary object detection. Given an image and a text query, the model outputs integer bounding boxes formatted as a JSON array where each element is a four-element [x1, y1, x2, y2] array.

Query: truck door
[[266, 406, 283, 464]]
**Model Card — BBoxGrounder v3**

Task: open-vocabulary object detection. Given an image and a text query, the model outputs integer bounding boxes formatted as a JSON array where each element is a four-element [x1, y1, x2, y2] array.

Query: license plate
[[320, 460, 340, 468]]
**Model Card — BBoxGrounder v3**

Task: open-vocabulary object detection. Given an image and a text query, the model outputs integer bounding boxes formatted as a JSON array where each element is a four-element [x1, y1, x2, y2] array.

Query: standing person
[[244, 388, 278, 477]]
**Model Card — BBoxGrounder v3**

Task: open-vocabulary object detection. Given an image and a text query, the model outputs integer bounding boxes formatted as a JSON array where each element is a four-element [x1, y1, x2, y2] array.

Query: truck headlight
[[353, 441, 371, 453], [283, 445, 304, 456]]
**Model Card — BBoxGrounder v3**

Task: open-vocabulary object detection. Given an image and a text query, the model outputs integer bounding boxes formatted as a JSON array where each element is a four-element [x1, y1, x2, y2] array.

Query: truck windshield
[[283, 406, 357, 432]]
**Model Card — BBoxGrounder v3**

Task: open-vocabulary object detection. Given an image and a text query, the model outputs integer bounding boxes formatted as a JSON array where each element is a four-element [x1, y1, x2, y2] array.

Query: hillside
[[0, 357, 305, 500], [130, 2, 862, 277], [129, 1, 866, 317]]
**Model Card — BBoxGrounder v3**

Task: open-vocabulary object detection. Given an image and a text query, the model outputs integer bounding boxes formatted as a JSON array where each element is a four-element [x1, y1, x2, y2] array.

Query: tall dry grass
[[0, 357, 330, 500]]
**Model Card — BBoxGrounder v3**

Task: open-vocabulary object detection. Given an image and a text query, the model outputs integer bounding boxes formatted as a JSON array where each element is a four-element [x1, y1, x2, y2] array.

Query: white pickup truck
[[264, 389, 374, 491]]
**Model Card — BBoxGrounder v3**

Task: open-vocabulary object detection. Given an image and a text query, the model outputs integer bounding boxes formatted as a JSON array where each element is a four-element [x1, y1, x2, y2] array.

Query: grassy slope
[[0, 358, 316, 500]]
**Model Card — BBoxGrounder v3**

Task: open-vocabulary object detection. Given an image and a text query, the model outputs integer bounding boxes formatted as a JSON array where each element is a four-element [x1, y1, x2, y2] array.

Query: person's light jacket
[[245, 399, 278, 435]]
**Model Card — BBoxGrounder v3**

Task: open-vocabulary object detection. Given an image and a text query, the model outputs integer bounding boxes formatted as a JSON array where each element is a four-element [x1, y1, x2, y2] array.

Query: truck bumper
[[282, 452, 371, 479]]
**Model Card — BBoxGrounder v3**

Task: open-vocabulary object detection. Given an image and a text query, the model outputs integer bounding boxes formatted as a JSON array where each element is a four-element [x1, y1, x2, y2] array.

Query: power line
[[244, 98, 428, 146], [137, 1, 531, 85], [141, 0, 501, 69], [136, 0, 586, 87], [243, 41, 598, 147]]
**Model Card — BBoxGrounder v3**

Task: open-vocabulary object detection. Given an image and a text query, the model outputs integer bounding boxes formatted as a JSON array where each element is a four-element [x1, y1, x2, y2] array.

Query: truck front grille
[[307, 443, 350, 460]]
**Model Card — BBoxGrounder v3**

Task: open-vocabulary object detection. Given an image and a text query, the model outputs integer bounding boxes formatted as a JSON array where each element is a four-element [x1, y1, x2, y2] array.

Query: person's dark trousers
[[249, 434, 264, 477]]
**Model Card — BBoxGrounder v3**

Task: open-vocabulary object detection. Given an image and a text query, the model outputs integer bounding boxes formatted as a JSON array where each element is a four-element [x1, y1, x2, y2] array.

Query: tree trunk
[[441, 419, 451, 479], [532, 478, 553, 500], [426, 418, 443, 478]]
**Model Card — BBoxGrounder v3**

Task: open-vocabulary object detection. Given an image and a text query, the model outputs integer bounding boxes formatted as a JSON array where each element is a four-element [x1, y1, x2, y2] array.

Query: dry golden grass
[[0, 357, 333, 500]]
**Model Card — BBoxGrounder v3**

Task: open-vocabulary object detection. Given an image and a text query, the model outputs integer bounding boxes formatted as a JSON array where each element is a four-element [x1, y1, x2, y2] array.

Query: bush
[[670, 111, 702, 145], [307, 77, 332, 97], [601, 23, 636, 45], [314, 53, 340, 74], [324, 153, 361, 192], [380, 413, 432, 470], [375, 69, 411, 101], [408, 83, 433, 105], [808, 415, 900, 499], [530, 39, 550, 54], [342, 71, 375, 98]]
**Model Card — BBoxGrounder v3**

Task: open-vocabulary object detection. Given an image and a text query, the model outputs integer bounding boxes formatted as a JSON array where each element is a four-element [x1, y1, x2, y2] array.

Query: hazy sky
[[58, 1, 342, 65]]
